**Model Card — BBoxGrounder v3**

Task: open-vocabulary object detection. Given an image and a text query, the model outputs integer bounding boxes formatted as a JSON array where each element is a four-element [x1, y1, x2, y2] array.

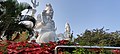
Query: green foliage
[[0, 0, 32, 39], [72, 48, 113, 54], [75, 27, 120, 46], [73, 48, 86, 54]]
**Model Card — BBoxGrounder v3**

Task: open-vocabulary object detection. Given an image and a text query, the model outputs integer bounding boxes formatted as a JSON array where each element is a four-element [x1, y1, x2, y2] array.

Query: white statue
[[56, 22, 71, 41], [64, 22, 71, 40], [34, 3, 57, 43]]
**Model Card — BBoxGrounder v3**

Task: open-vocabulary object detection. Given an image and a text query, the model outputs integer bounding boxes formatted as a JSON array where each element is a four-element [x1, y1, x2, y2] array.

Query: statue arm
[[34, 21, 45, 29], [35, 13, 46, 29]]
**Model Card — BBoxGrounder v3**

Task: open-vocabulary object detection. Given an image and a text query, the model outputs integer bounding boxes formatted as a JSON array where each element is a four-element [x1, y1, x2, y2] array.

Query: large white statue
[[34, 3, 57, 43]]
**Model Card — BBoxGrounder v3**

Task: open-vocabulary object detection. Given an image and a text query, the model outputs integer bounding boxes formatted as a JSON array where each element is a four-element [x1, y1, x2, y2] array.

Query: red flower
[[44, 50, 49, 54], [7, 44, 16, 49], [25, 47, 31, 51], [112, 49, 120, 54], [58, 40, 69, 45], [31, 40, 36, 43], [0, 51, 2, 54], [32, 43, 40, 47]]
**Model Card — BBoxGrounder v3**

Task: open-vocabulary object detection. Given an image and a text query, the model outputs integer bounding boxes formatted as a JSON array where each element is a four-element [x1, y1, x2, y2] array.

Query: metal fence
[[55, 46, 120, 54]]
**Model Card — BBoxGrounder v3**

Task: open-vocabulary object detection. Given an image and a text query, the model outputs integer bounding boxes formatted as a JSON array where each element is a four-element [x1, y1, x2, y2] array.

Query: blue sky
[[19, 0, 120, 37]]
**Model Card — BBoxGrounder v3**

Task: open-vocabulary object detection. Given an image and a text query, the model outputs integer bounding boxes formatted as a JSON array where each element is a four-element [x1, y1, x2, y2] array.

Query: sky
[[18, 0, 120, 38]]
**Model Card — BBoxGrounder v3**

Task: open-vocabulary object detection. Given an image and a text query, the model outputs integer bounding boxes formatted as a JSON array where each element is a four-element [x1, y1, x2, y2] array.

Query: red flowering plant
[[0, 38, 72, 54], [0, 40, 72, 54], [112, 49, 120, 54]]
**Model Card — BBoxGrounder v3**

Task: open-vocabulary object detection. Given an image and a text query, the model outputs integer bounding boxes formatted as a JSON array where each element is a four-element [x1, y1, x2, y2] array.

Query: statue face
[[44, 3, 53, 20], [45, 3, 52, 11]]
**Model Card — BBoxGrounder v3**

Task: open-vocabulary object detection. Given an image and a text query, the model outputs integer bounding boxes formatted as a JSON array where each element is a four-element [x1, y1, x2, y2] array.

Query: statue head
[[45, 3, 52, 11], [46, 3, 52, 7], [44, 3, 54, 19]]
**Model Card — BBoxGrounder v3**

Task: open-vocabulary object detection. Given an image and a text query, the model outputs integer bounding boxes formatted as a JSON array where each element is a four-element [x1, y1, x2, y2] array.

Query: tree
[[0, 0, 32, 40], [75, 28, 120, 46]]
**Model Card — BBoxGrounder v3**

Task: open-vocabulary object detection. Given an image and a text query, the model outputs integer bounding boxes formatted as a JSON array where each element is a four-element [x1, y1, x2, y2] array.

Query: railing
[[55, 46, 120, 54]]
